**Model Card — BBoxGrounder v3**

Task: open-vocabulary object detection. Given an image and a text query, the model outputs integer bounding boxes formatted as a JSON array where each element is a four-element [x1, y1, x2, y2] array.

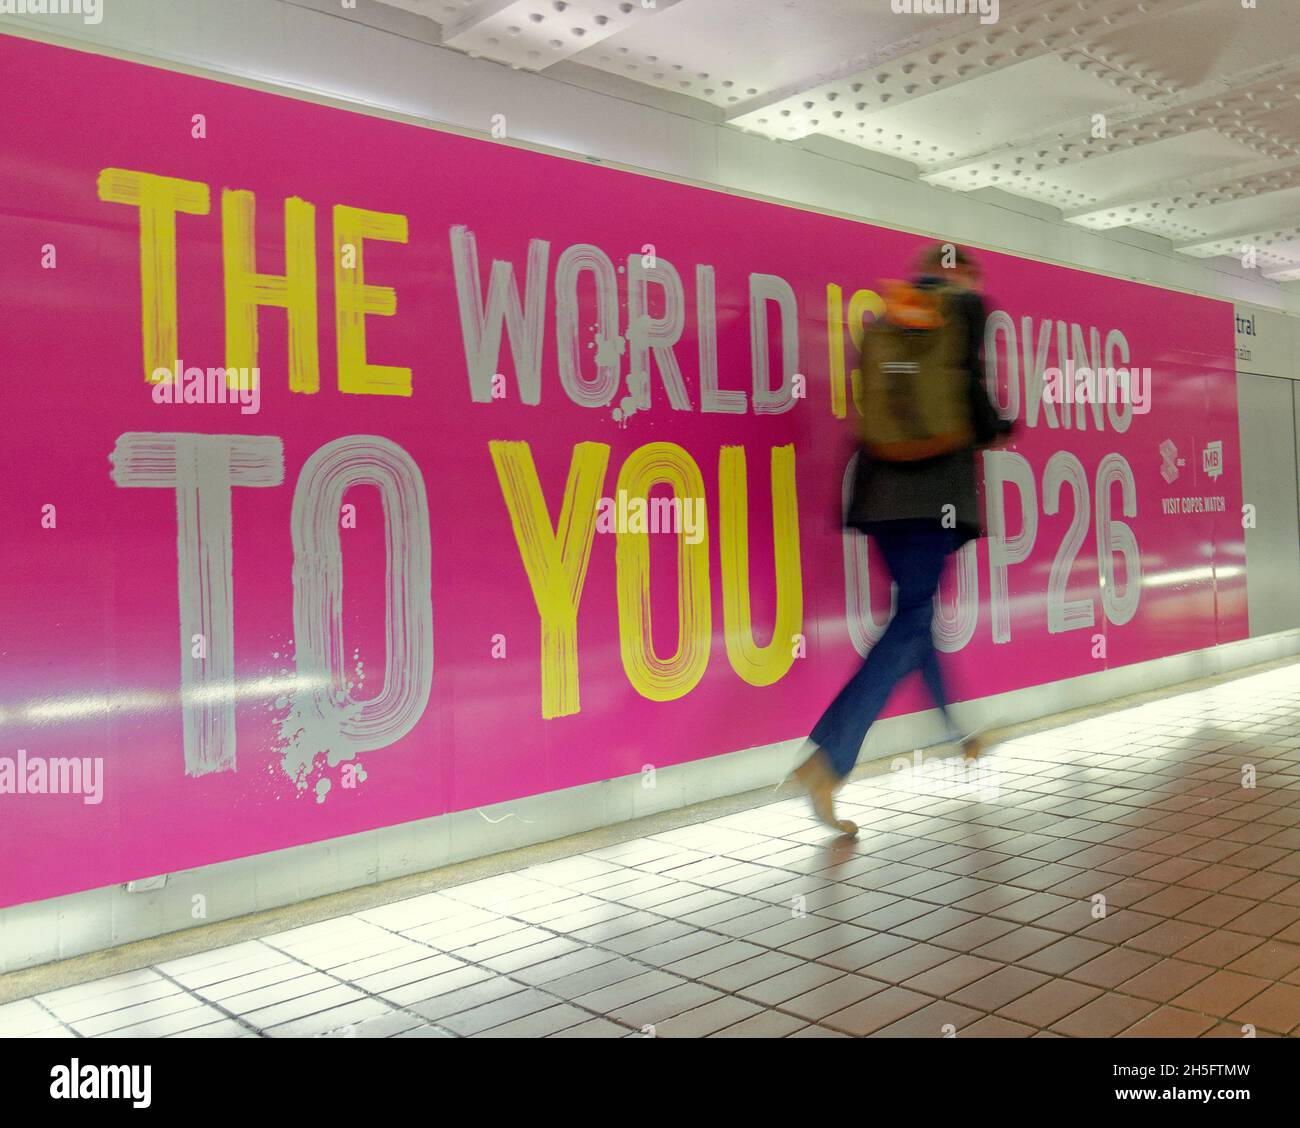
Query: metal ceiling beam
[[725, 0, 1200, 142], [923, 56, 1300, 194], [1176, 222, 1300, 259], [1064, 153, 1300, 229], [441, 0, 684, 72]]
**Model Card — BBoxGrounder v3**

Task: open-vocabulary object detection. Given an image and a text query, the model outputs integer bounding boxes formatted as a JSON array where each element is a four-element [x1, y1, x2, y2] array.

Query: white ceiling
[[374, 0, 1300, 283]]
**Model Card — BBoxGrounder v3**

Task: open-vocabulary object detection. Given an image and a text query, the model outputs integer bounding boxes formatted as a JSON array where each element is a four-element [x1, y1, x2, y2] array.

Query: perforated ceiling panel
[[373, 0, 1300, 283], [439, 0, 687, 71]]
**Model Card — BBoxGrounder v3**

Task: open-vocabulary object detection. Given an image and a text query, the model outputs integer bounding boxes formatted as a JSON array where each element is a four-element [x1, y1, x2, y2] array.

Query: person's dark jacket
[[846, 277, 1012, 545]]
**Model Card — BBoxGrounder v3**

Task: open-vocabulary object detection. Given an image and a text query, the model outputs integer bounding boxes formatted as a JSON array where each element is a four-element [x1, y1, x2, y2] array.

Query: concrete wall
[[2, 0, 1299, 971]]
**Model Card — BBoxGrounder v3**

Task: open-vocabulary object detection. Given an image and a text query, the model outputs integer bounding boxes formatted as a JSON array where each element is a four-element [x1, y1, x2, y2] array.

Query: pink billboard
[[0, 35, 1245, 908]]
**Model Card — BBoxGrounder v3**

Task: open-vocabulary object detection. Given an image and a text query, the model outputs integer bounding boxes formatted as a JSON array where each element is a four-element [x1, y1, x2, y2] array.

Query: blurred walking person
[[793, 243, 1013, 835]]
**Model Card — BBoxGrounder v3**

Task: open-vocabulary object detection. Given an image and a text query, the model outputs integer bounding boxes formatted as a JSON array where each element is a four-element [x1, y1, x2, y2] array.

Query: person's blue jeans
[[810, 523, 958, 779]]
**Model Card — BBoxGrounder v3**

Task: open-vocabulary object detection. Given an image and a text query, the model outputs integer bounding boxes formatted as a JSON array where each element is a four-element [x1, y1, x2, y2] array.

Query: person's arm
[[962, 289, 985, 378], [960, 290, 1013, 445]]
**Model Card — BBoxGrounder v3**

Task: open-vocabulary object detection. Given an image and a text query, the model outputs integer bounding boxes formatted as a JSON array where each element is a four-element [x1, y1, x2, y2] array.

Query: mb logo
[[1202, 440, 1223, 480]]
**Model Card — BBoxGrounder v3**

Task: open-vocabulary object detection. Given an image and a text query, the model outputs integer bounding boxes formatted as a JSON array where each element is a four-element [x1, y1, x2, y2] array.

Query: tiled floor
[[3, 663, 1300, 1039]]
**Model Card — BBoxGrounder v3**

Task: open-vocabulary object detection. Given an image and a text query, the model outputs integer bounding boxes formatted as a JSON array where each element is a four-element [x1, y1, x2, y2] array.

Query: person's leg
[[918, 531, 960, 738], [919, 645, 958, 741], [912, 534, 986, 757], [808, 597, 926, 777], [921, 644, 988, 758], [797, 526, 952, 830]]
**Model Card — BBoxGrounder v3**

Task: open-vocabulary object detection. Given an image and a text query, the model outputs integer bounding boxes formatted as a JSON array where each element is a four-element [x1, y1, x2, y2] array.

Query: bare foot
[[792, 750, 859, 836]]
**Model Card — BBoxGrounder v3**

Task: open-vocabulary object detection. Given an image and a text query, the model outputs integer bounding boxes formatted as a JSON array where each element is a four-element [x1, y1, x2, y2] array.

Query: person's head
[[916, 242, 981, 291]]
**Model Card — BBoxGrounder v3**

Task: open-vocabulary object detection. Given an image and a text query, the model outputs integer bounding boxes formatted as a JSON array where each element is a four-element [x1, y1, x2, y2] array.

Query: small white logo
[[1159, 439, 1181, 484], [1203, 440, 1224, 480]]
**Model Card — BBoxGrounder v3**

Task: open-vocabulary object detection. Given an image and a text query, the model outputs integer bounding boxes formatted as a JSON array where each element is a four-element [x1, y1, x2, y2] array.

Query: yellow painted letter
[[490, 440, 609, 719], [222, 190, 319, 392], [97, 169, 210, 383], [334, 204, 410, 396], [826, 284, 885, 418], [616, 444, 711, 701], [719, 444, 803, 686]]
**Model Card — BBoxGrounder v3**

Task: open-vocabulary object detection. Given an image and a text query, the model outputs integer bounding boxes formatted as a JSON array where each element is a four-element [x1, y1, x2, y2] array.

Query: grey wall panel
[[1238, 372, 1300, 635]]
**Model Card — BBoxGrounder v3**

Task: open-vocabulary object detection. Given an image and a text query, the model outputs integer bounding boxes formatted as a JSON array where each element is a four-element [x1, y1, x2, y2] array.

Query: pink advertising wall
[[0, 35, 1246, 910]]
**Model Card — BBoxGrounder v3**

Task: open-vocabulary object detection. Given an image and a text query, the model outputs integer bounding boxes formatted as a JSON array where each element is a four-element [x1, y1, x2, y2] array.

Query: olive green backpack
[[858, 282, 976, 461]]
